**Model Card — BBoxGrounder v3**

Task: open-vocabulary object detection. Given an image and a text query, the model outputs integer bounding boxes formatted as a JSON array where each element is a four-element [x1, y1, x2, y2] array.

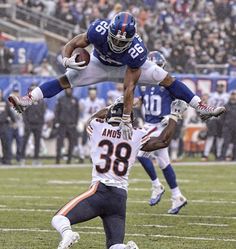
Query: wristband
[[122, 114, 131, 122]]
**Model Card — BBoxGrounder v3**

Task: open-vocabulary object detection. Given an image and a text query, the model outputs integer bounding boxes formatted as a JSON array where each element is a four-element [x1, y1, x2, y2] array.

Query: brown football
[[72, 47, 90, 66]]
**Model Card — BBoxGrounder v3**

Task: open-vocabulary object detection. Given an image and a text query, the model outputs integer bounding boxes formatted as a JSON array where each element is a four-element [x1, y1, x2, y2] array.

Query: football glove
[[119, 114, 133, 140], [62, 54, 87, 70], [170, 99, 188, 121]]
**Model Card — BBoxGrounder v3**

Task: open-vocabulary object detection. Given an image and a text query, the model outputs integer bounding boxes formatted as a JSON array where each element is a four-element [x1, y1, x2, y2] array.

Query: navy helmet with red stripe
[[108, 12, 136, 53], [148, 51, 167, 68]]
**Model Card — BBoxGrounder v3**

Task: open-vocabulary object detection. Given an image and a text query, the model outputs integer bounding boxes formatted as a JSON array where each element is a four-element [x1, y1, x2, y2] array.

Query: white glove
[[170, 99, 188, 121], [119, 118, 133, 140], [62, 54, 87, 70]]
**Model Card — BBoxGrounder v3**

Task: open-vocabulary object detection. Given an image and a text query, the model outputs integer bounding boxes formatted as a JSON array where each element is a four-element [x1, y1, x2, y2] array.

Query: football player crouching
[[51, 98, 187, 249]]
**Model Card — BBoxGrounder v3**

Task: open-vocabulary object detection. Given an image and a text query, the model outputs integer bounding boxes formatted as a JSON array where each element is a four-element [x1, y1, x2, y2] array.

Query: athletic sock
[[204, 136, 214, 157], [162, 164, 177, 189], [51, 214, 72, 238], [152, 178, 161, 187], [137, 156, 157, 181], [166, 79, 195, 104], [171, 186, 182, 198], [36, 79, 64, 99]]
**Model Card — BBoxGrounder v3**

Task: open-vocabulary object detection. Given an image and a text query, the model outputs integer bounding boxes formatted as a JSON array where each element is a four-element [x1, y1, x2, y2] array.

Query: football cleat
[[168, 195, 187, 215], [196, 102, 226, 121], [149, 184, 165, 206], [8, 94, 33, 114], [57, 231, 80, 249], [125, 241, 139, 249]]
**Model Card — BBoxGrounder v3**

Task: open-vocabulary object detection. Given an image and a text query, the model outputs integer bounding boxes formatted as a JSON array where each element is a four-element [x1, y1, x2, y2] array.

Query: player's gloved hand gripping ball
[[62, 48, 90, 70]]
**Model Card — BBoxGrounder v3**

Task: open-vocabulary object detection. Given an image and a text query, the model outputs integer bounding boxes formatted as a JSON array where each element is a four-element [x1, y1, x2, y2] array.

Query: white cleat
[[196, 102, 226, 121], [125, 241, 139, 249], [149, 184, 165, 206], [57, 231, 80, 249], [8, 94, 33, 114], [168, 195, 187, 215]]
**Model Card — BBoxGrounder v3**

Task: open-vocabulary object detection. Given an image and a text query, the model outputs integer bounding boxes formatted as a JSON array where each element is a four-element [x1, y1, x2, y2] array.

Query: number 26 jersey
[[87, 119, 150, 191], [87, 19, 147, 68]]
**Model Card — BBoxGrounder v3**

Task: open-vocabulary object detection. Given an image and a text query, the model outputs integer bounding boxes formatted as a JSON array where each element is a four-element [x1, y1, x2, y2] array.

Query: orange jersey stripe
[[121, 13, 129, 34], [58, 182, 99, 216]]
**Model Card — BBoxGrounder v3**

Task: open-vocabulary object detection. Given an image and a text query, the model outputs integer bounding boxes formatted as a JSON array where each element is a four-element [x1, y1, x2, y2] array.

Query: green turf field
[[0, 163, 235, 249]]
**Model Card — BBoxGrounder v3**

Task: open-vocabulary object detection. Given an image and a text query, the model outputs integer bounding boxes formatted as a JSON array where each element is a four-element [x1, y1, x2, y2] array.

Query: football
[[72, 47, 90, 66]]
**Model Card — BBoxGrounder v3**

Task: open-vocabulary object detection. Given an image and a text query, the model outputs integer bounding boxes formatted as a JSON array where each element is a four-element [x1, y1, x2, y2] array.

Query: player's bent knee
[[59, 75, 71, 89], [157, 156, 170, 170]]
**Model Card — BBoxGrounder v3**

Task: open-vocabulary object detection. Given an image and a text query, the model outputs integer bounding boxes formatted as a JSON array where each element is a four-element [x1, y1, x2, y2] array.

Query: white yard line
[[0, 207, 235, 221], [188, 223, 229, 227], [0, 228, 235, 242], [134, 224, 173, 228]]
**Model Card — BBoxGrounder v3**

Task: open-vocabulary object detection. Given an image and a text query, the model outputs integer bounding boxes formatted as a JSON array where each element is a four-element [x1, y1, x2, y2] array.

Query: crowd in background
[[14, 0, 236, 75]]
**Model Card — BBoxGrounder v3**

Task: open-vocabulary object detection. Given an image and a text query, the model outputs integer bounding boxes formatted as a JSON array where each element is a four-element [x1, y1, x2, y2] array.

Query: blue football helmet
[[108, 12, 136, 53], [148, 51, 167, 68]]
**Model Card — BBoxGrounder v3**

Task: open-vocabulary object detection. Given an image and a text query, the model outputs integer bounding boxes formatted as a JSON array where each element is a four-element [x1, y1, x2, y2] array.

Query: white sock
[[51, 215, 72, 238], [109, 244, 126, 249], [152, 178, 161, 187], [189, 95, 201, 108], [171, 187, 181, 198], [204, 136, 214, 157], [30, 87, 44, 101]]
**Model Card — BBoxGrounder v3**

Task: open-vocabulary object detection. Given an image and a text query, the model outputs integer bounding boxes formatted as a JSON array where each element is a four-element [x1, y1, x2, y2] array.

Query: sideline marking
[[188, 223, 229, 227]]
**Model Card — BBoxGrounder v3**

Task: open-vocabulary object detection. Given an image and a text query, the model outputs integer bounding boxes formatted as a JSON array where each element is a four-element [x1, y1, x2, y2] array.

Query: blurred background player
[[137, 51, 187, 214], [107, 83, 123, 105], [21, 83, 46, 166], [54, 88, 79, 164], [202, 82, 229, 160], [221, 90, 236, 161], [77, 86, 105, 161], [9, 85, 24, 163], [0, 89, 15, 165], [51, 98, 187, 249]]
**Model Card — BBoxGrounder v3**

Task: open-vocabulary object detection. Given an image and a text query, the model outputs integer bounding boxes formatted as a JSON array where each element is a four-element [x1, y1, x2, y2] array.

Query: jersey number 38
[[96, 139, 132, 176]]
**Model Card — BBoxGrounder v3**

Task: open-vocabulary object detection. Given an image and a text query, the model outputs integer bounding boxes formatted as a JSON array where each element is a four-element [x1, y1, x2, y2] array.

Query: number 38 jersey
[[87, 119, 150, 191], [87, 19, 147, 68]]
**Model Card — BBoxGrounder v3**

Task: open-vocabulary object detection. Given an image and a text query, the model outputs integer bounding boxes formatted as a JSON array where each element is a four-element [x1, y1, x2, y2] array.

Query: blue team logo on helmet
[[148, 51, 167, 68], [108, 12, 136, 53]]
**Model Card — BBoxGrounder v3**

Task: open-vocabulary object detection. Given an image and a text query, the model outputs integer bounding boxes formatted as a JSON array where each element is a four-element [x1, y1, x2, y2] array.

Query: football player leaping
[[136, 51, 187, 214], [9, 12, 225, 140], [51, 98, 187, 249]]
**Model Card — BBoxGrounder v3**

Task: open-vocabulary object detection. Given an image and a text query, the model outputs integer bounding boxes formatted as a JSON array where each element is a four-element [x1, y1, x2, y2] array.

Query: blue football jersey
[[87, 19, 147, 68], [140, 86, 175, 124]]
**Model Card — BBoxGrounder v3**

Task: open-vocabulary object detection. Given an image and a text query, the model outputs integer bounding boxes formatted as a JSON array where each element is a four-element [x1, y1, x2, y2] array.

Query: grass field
[[0, 163, 235, 249]]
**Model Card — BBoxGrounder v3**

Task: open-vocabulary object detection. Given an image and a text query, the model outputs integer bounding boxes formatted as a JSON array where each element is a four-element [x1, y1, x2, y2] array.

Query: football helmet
[[108, 12, 136, 53], [148, 51, 167, 68], [106, 101, 133, 124]]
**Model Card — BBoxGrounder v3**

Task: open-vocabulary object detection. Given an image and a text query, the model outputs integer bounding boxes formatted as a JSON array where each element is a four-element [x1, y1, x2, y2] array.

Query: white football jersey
[[87, 119, 151, 191], [80, 97, 106, 121], [208, 92, 229, 107]]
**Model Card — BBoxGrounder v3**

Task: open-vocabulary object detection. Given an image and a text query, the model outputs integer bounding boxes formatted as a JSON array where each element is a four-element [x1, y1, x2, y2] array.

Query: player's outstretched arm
[[120, 67, 141, 140], [141, 117, 177, 151]]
